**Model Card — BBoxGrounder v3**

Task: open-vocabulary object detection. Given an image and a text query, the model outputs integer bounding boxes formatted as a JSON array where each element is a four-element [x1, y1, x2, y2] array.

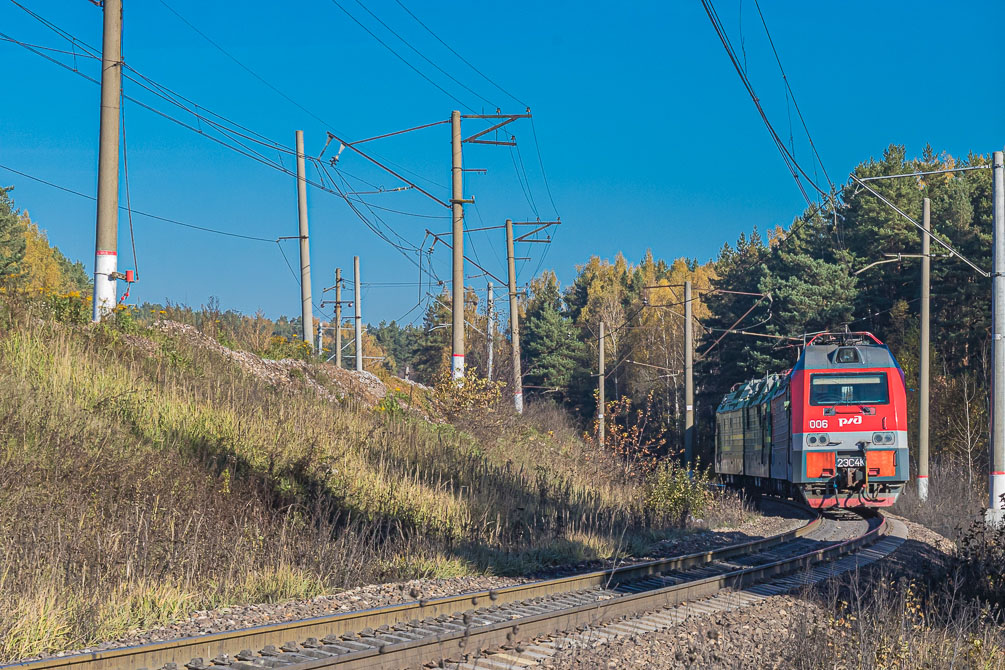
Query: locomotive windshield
[[809, 373, 889, 406]]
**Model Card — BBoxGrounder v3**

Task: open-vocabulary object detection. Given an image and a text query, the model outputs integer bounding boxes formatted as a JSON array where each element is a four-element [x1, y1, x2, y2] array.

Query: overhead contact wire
[[0, 163, 276, 242]]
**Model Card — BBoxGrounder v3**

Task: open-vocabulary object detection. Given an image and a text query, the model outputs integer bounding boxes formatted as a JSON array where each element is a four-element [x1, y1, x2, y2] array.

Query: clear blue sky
[[2, 1, 1002, 324]]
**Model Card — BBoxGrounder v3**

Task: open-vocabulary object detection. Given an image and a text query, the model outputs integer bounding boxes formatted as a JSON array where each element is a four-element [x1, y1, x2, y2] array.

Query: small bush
[[585, 392, 667, 478], [375, 388, 408, 418], [260, 335, 312, 360], [109, 303, 139, 333], [893, 455, 985, 540], [48, 291, 90, 324], [432, 367, 505, 422], [644, 459, 713, 525], [957, 517, 1005, 607]]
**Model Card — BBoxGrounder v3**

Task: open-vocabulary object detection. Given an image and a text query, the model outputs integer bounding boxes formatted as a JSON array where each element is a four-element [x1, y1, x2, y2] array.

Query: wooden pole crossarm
[[433, 224, 506, 236], [515, 222, 559, 241], [850, 173, 988, 278], [512, 220, 560, 243], [461, 113, 532, 120], [461, 113, 530, 144], [465, 139, 517, 146], [699, 294, 771, 359], [855, 252, 949, 275]]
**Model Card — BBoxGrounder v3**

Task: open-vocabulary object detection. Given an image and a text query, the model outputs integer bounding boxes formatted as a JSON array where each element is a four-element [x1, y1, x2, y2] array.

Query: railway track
[[5, 501, 897, 670]]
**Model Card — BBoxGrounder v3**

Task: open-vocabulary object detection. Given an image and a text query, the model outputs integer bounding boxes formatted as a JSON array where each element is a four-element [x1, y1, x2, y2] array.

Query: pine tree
[[522, 272, 586, 404], [411, 293, 451, 384]]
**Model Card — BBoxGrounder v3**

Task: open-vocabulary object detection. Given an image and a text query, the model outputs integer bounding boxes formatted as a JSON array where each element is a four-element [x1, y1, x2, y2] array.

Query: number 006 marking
[[808, 419, 829, 429]]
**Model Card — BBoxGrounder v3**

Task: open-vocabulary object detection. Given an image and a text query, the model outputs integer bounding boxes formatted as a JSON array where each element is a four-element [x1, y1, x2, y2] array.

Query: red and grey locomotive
[[714, 332, 909, 508]]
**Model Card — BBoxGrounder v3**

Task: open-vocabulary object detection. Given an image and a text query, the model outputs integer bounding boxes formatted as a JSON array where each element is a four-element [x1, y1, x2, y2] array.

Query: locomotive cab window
[[809, 373, 889, 406]]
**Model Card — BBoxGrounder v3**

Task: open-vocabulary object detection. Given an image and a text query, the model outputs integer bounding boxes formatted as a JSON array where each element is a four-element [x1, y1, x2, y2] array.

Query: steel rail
[[302, 512, 887, 670], [4, 500, 822, 670]]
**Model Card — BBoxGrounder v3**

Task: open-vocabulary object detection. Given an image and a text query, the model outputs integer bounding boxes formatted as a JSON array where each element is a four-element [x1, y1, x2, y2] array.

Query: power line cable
[[345, 198, 449, 219], [529, 116, 559, 217], [321, 162, 421, 255], [352, 0, 497, 109], [120, 86, 140, 279], [751, 0, 835, 195], [5, 21, 440, 259], [275, 239, 334, 320], [328, 0, 477, 113], [509, 145, 538, 217], [0, 162, 277, 242], [153, 0, 450, 194], [700, 0, 828, 207], [7, 2, 498, 301], [513, 140, 539, 217], [392, 0, 528, 108], [157, 0, 341, 134], [9, 1, 291, 157], [0, 34, 98, 59]]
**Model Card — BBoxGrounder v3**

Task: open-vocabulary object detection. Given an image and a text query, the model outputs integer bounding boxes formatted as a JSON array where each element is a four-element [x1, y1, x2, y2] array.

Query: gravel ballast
[[540, 515, 958, 669], [33, 501, 810, 661]]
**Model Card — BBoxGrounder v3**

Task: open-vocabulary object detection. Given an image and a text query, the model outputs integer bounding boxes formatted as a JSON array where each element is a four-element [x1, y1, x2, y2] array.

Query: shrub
[[375, 387, 408, 418], [585, 392, 668, 478], [432, 367, 505, 422], [109, 303, 139, 333], [47, 291, 90, 324], [957, 517, 1005, 607], [260, 335, 312, 360], [893, 455, 985, 540], [644, 459, 712, 525]]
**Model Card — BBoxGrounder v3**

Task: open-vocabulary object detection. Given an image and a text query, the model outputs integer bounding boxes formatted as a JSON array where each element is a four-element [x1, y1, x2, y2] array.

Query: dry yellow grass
[[0, 305, 699, 661]]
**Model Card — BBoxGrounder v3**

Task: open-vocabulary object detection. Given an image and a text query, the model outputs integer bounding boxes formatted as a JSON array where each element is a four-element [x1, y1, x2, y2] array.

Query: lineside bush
[[643, 459, 713, 525]]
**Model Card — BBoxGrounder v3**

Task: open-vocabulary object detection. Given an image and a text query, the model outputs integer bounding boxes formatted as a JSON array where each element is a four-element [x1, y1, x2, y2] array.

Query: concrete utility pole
[[450, 110, 466, 379], [487, 282, 494, 381], [295, 130, 313, 351], [91, 0, 122, 321], [918, 198, 931, 501], [990, 150, 1005, 525], [335, 268, 343, 369], [684, 280, 695, 467], [598, 321, 606, 448], [354, 255, 363, 373], [506, 219, 523, 413]]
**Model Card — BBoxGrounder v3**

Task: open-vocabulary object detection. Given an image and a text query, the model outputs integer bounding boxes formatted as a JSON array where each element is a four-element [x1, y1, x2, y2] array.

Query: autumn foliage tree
[[0, 187, 26, 283]]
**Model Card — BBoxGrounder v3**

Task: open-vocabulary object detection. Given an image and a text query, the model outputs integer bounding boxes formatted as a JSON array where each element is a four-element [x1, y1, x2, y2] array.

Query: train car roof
[[717, 373, 786, 412], [793, 341, 902, 372]]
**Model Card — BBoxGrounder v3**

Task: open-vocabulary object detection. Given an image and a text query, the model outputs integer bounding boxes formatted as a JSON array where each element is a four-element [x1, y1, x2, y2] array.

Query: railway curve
[[3, 500, 901, 670]]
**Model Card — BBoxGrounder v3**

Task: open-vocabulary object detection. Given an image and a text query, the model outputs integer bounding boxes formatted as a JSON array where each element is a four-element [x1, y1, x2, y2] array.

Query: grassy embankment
[[0, 302, 744, 661]]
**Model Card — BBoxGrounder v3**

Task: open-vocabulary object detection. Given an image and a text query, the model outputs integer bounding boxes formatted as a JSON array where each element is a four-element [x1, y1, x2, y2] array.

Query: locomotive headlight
[[807, 435, 817, 445], [872, 432, 896, 445], [817, 433, 829, 445]]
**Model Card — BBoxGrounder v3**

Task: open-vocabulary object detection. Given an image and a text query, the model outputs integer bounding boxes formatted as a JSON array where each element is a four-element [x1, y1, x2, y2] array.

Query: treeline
[[701, 145, 993, 469], [0, 186, 91, 296], [2, 145, 995, 477], [384, 145, 994, 474]]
